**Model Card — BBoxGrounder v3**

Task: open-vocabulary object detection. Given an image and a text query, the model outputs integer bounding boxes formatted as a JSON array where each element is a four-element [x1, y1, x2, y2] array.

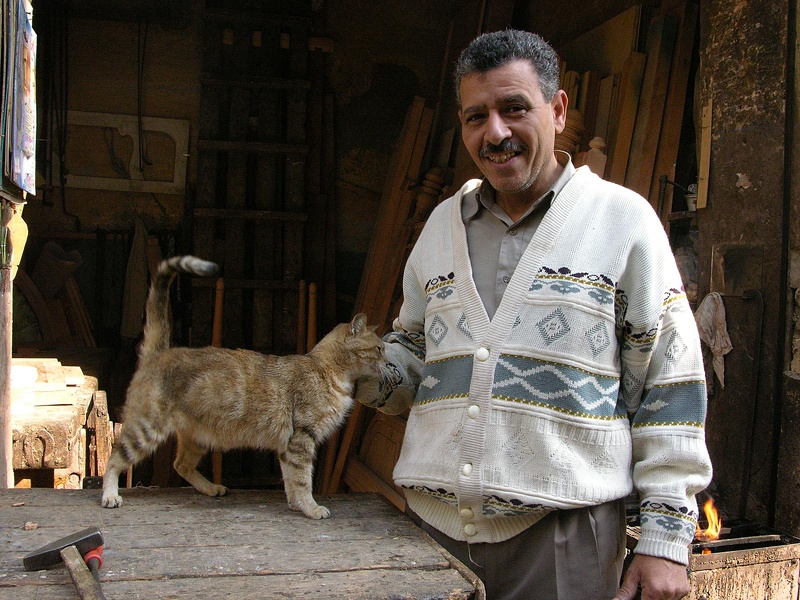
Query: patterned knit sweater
[[363, 166, 713, 566]]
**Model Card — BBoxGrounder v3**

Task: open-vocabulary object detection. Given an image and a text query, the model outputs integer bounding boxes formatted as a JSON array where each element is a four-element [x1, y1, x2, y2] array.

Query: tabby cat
[[101, 255, 385, 519]]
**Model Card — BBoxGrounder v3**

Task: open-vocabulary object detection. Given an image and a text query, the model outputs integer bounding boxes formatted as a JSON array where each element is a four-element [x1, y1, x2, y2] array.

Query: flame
[[695, 497, 722, 541]]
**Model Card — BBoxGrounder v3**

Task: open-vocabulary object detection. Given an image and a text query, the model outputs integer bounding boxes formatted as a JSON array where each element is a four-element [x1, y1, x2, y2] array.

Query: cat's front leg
[[279, 430, 329, 519], [101, 448, 128, 508]]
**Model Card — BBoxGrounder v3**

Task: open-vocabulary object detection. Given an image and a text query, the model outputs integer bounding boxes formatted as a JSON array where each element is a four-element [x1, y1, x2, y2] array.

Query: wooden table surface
[[0, 487, 483, 599]]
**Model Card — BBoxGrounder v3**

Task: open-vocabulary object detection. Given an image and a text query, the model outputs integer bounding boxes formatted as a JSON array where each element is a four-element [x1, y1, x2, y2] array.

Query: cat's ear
[[350, 313, 368, 336]]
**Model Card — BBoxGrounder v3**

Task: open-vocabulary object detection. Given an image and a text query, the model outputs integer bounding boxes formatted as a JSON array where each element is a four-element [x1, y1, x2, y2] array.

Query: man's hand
[[613, 554, 690, 600]]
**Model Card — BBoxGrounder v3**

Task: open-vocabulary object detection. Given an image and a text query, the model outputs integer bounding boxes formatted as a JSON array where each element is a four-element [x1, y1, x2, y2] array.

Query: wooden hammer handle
[[60, 545, 106, 600]]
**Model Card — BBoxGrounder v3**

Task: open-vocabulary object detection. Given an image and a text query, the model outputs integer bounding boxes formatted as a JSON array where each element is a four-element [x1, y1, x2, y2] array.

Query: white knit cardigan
[[368, 166, 712, 566]]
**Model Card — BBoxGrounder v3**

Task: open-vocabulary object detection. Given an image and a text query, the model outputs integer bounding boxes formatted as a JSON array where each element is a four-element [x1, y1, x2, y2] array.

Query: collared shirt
[[462, 152, 576, 319]]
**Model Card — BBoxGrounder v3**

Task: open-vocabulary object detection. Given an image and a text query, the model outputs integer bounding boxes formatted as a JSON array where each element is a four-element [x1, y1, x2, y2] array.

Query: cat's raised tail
[[139, 255, 219, 359]]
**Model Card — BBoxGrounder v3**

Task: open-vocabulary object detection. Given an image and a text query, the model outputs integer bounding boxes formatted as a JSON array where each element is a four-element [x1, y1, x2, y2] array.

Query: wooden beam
[[649, 2, 699, 222], [696, 94, 712, 210], [624, 15, 679, 202], [607, 52, 648, 185]]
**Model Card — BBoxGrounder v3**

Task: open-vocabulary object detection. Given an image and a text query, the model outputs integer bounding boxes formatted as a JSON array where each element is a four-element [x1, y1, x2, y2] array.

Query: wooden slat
[[607, 52, 648, 185], [593, 74, 618, 144], [344, 454, 406, 512], [577, 70, 602, 152], [649, 2, 699, 221], [696, 94, 712, 210], [624, 15, 679, 201]]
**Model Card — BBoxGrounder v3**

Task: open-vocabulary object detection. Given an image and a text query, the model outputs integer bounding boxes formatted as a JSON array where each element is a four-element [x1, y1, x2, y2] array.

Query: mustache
[[479, 140, 527, 158]]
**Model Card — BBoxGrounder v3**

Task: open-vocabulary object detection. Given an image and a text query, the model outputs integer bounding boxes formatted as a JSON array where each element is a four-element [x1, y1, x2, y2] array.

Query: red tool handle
[[83, 545, 104, 570]]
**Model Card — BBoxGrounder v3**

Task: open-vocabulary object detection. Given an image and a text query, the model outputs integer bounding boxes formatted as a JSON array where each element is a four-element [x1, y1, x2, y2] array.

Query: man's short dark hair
[[454, 29, 561, 103]]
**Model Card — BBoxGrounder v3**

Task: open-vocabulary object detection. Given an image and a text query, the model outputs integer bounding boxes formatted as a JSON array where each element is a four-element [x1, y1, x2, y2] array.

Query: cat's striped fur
[[102, 256, 385, 519]]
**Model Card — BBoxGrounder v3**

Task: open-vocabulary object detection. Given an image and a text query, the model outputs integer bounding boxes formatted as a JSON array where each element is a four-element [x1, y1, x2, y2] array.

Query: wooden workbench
[[0, 488, 483, 599], [11, 358, 113, 489]]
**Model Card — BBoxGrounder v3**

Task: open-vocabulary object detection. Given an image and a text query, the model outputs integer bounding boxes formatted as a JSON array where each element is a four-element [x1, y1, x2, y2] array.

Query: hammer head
[[23, 526, 104, 571]]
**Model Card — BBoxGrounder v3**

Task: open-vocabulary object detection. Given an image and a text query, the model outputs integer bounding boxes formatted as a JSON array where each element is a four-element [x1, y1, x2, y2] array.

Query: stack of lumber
[[562, 2, 698, 224]]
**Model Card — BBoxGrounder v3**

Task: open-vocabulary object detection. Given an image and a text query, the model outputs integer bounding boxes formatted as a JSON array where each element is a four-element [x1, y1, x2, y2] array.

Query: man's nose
[[484, 111, 511, 145]]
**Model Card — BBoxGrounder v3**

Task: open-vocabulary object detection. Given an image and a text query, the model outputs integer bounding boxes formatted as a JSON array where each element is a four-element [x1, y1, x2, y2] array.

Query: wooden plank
[[0, 488, 480, 599], [593, 75, 618, 150], [607, 52, 647, 185], [344, 454, 406, 512], [577, 70, 602, 152], [624, 15, 679, 202], [649, 2, 699, 222], [91, 391, 112, 477], [696, 94, 712, 210]]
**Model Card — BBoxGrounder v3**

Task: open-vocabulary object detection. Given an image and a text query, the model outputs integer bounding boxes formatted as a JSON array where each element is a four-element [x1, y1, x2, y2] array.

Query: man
[[357, 29, 712, 600]]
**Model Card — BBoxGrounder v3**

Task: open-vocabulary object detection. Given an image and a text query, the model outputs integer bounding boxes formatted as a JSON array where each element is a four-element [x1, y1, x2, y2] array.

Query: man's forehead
[[458, 60, 543, 104]]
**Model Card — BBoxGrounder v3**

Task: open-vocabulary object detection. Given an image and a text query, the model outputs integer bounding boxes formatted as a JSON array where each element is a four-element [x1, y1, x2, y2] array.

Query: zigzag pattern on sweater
[[415, 352, 627, 421]]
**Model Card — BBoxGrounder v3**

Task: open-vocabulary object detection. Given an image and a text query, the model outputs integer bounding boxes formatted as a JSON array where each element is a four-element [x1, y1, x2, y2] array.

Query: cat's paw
[[207, 484, 228, 497], [304, 505, 330, 519], [101, 494, 123, 508]]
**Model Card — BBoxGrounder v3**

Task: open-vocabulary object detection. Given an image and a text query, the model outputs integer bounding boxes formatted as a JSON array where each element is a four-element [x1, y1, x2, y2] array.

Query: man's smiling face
[[458, 59, 567, 203]]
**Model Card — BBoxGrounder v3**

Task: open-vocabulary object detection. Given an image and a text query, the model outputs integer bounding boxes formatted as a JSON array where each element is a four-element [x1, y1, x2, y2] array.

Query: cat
[[101, 255, 385, 519]]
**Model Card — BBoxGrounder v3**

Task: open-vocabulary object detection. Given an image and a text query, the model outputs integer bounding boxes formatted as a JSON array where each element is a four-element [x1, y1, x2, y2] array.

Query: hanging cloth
[[694, 292, 733, 388]]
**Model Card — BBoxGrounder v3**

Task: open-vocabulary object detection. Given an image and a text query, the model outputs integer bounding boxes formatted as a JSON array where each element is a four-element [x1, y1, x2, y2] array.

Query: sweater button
[[475, 347, 490, 361], [464, 523, 477, 537], [467, 405, 480, 418], [460, 507, 475, 519], [461, 463, 473, 476]]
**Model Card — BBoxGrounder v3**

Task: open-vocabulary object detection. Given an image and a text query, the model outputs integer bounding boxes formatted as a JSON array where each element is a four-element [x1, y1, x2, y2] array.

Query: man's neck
[[496, 160, 564, 222]]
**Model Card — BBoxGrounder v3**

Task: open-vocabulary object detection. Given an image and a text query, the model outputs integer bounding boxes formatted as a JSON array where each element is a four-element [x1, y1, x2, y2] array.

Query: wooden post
[[0, 202, 12, 488], [211, 277, 225, 485]]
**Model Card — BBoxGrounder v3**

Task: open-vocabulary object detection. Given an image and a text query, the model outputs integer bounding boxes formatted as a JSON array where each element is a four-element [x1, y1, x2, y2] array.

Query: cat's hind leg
[[174, 432, 228, 497], [279, 429, 328, 519]]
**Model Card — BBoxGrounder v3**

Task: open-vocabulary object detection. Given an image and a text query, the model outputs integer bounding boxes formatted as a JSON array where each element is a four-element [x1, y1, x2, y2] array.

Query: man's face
[[458, 59, 567, 199]]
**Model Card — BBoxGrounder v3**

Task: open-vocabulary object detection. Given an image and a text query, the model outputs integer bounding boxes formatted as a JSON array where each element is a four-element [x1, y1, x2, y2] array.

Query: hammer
[[23, 526, 106, 600]]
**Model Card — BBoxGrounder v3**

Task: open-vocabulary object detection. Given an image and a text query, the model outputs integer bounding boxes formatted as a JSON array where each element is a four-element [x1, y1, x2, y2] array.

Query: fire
[[695, 497, 722, 542]]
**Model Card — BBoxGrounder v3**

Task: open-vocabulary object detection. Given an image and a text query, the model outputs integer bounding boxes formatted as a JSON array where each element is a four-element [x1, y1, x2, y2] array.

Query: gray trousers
[[412, 500, 627, 600]]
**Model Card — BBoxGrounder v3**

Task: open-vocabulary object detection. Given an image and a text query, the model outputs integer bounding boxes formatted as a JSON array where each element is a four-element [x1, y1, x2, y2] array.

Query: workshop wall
[[695, 0, 789, 528], [26, 2, 203, 233]]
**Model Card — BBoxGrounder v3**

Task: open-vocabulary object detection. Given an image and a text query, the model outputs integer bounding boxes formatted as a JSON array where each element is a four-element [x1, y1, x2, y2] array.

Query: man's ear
[[552, 89, 568, 135]]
